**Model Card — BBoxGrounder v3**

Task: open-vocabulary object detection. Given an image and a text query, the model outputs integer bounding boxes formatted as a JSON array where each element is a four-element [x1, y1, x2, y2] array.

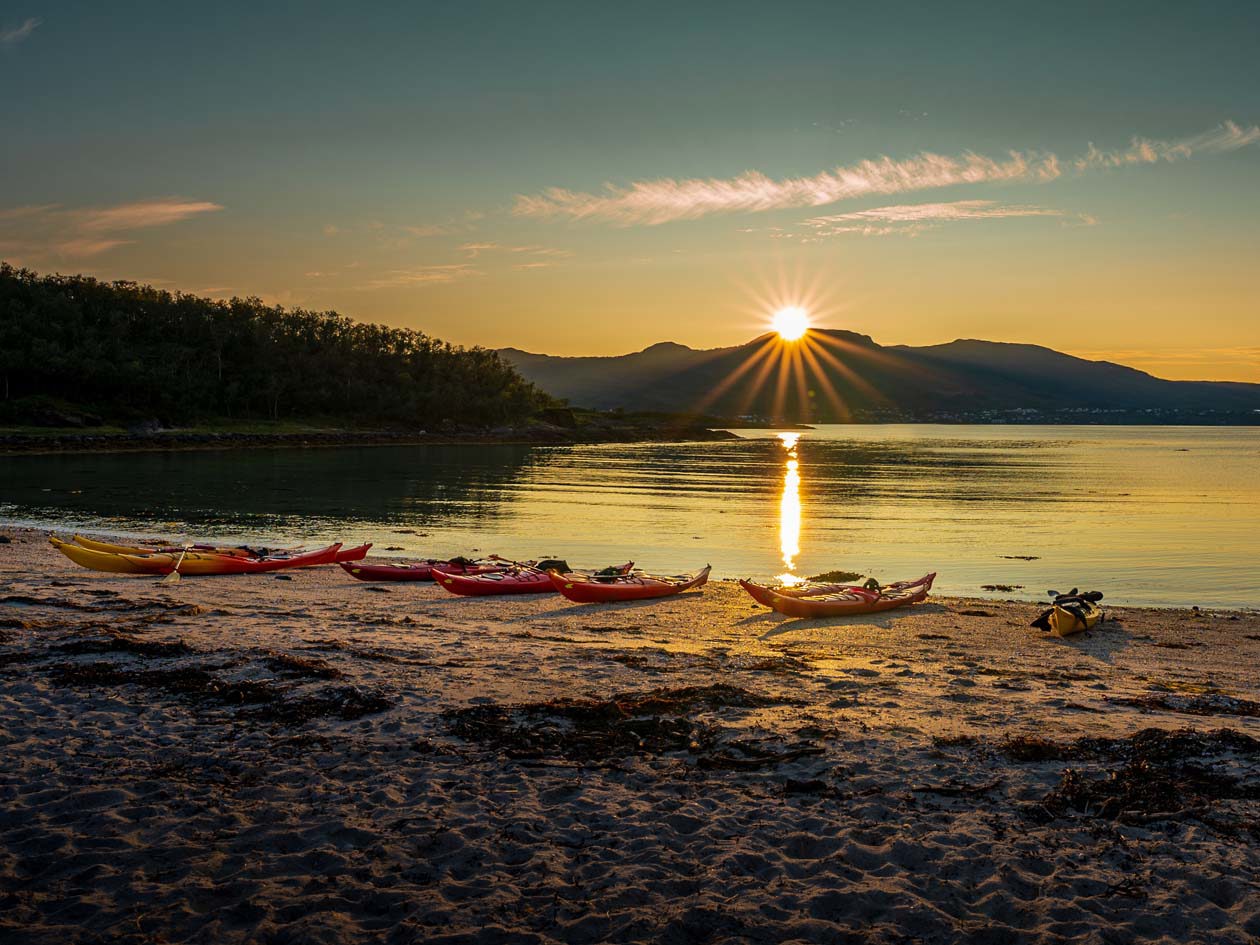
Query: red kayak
[[338, 558, 504, 583], [751, 573, 936, 618], [550, 565, 711, 603], [739, 573, 934, 608], [334, 543, 373, 563], [435, 561, 634, 597]]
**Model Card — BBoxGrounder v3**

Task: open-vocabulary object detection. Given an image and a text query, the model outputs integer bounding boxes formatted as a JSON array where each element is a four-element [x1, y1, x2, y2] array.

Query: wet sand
[[2, 528, 1259, 943]]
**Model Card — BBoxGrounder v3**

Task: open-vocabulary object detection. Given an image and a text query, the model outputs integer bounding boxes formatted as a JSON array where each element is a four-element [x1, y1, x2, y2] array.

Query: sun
[[771, 306, 809, 341]]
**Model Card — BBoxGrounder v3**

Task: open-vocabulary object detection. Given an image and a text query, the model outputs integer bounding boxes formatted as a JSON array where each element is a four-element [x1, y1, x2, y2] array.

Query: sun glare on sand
[[771, 306, 809, 341]]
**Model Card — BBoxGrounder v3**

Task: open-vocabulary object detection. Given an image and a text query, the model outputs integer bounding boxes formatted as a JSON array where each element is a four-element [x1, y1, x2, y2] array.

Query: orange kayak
[[749, 573, 936, 618], [550, 565, 710, 603], [739, 573, 934, 608]]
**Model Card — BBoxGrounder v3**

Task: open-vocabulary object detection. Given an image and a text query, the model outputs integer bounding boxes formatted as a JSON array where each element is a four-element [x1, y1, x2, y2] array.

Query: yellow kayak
[[72, 534, 290, 559], [52, 536, 343, 575], [51, 536, 169, 574], [71, 534, 176, 556], [1049, 600, 1103, 637], [54, 536, 239, 575]]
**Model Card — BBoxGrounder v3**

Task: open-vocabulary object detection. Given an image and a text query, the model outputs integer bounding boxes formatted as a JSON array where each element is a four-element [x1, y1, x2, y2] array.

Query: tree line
[[0, 264, 552, 427]]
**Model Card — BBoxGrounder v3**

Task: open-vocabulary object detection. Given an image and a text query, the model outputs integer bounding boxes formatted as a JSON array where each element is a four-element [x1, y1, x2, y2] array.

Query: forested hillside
[[0, 264, 550, 427]]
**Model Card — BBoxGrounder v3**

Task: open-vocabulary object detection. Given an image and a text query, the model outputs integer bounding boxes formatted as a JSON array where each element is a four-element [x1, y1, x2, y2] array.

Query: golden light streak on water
[[776, 432, 803, 585]]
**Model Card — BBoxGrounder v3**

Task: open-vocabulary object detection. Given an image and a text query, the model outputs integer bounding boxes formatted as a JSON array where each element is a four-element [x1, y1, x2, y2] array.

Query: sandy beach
[[2, 527, 1259, 944]]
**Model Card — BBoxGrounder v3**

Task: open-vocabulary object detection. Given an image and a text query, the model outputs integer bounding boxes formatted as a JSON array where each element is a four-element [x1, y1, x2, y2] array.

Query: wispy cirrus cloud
[[359, 264, 480, 290], [0, 17, 40, 46], [75, 199, 223, 233], [515, 151, 1058, 225], [513, 122, 1259, 226], [1075, 121, 1260, 171], [459, 241, 574, 261], [796, 199, 1095, 238], [511, 245, 572, 257], [0, 197, 223, 262]]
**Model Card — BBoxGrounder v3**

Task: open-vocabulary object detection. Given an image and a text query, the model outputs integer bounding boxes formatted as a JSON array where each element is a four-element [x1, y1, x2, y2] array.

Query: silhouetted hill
[[0, 263, 549, 428], [499, 329, 1260, 423]]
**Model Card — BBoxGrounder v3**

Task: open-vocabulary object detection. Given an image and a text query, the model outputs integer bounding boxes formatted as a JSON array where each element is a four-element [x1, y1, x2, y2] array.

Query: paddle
[[1046, 588, 1104, 603], [160, 544, 192, 584]]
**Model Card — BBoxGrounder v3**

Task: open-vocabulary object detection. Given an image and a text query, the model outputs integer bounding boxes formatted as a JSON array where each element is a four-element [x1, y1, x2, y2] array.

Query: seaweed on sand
[[1106, 693, 1260, 718], [55, 632, 195, 659], [51, 660, 391, 724], [741, 655, 812, 674], [1001, 726, 1260, 764], [998, 728, 1260, 826], [259, 650, 344, 680], [52, 662, 277, 704], [1041, 759, 1257, 823], [697, 738, 825, 770], [444, 684, 795, 764], [244, 686, 392, 724]]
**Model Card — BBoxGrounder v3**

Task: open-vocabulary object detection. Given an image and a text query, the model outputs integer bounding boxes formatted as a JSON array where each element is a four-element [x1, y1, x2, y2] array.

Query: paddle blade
[[161, 544, 192, 583]]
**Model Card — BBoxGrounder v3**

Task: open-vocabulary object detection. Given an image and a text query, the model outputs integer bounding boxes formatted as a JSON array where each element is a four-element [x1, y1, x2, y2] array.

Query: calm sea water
[[2, 425, 1257, 608]]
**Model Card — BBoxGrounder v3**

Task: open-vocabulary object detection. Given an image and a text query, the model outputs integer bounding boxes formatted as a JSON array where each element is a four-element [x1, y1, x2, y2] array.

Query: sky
[[2, 1, 1259, 380]]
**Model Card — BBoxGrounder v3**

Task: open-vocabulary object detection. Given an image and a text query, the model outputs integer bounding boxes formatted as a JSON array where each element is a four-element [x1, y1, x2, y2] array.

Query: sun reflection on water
[[776, 432, 803, 585]]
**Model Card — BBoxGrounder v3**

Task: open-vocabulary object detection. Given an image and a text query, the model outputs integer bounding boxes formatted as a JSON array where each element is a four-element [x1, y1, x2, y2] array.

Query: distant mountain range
[[499, 330, 1260, 423]]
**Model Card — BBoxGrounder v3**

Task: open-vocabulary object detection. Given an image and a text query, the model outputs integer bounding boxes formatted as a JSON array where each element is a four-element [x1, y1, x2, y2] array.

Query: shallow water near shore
[[1, 424, 1257, 608]]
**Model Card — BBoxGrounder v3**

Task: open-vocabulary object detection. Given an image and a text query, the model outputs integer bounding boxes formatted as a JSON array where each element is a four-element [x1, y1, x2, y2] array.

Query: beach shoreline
[[3, 527, 1259, 943], [0, 424, 744, 457]]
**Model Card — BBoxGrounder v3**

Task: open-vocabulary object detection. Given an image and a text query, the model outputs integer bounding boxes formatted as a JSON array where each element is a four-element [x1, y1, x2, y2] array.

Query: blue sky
[[3, 1, 1259, 378]]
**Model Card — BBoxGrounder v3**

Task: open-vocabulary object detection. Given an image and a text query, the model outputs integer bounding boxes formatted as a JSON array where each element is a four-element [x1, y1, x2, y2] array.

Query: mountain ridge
[[498, 330, 1260, 422]]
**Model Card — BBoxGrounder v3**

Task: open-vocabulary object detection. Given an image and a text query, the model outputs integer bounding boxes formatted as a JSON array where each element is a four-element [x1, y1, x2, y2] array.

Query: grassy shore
[[0, 411, 749, 455], [2, 528, 1259, 943]]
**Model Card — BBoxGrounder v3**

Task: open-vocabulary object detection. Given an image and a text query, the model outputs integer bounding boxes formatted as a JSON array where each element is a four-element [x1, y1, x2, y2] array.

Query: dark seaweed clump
[[1042, 760, 1257, 822], [444, 684, 817, 768], [260, 650, 345, 680], [1106, 693, 1260, 718], [244, 686, 393, 725], [807, 570, 863, 583], [51, 659, 390, 724], [55, 632, 195, 659], [998, 728, 1260, 826], [53, 662, 279, 704]]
